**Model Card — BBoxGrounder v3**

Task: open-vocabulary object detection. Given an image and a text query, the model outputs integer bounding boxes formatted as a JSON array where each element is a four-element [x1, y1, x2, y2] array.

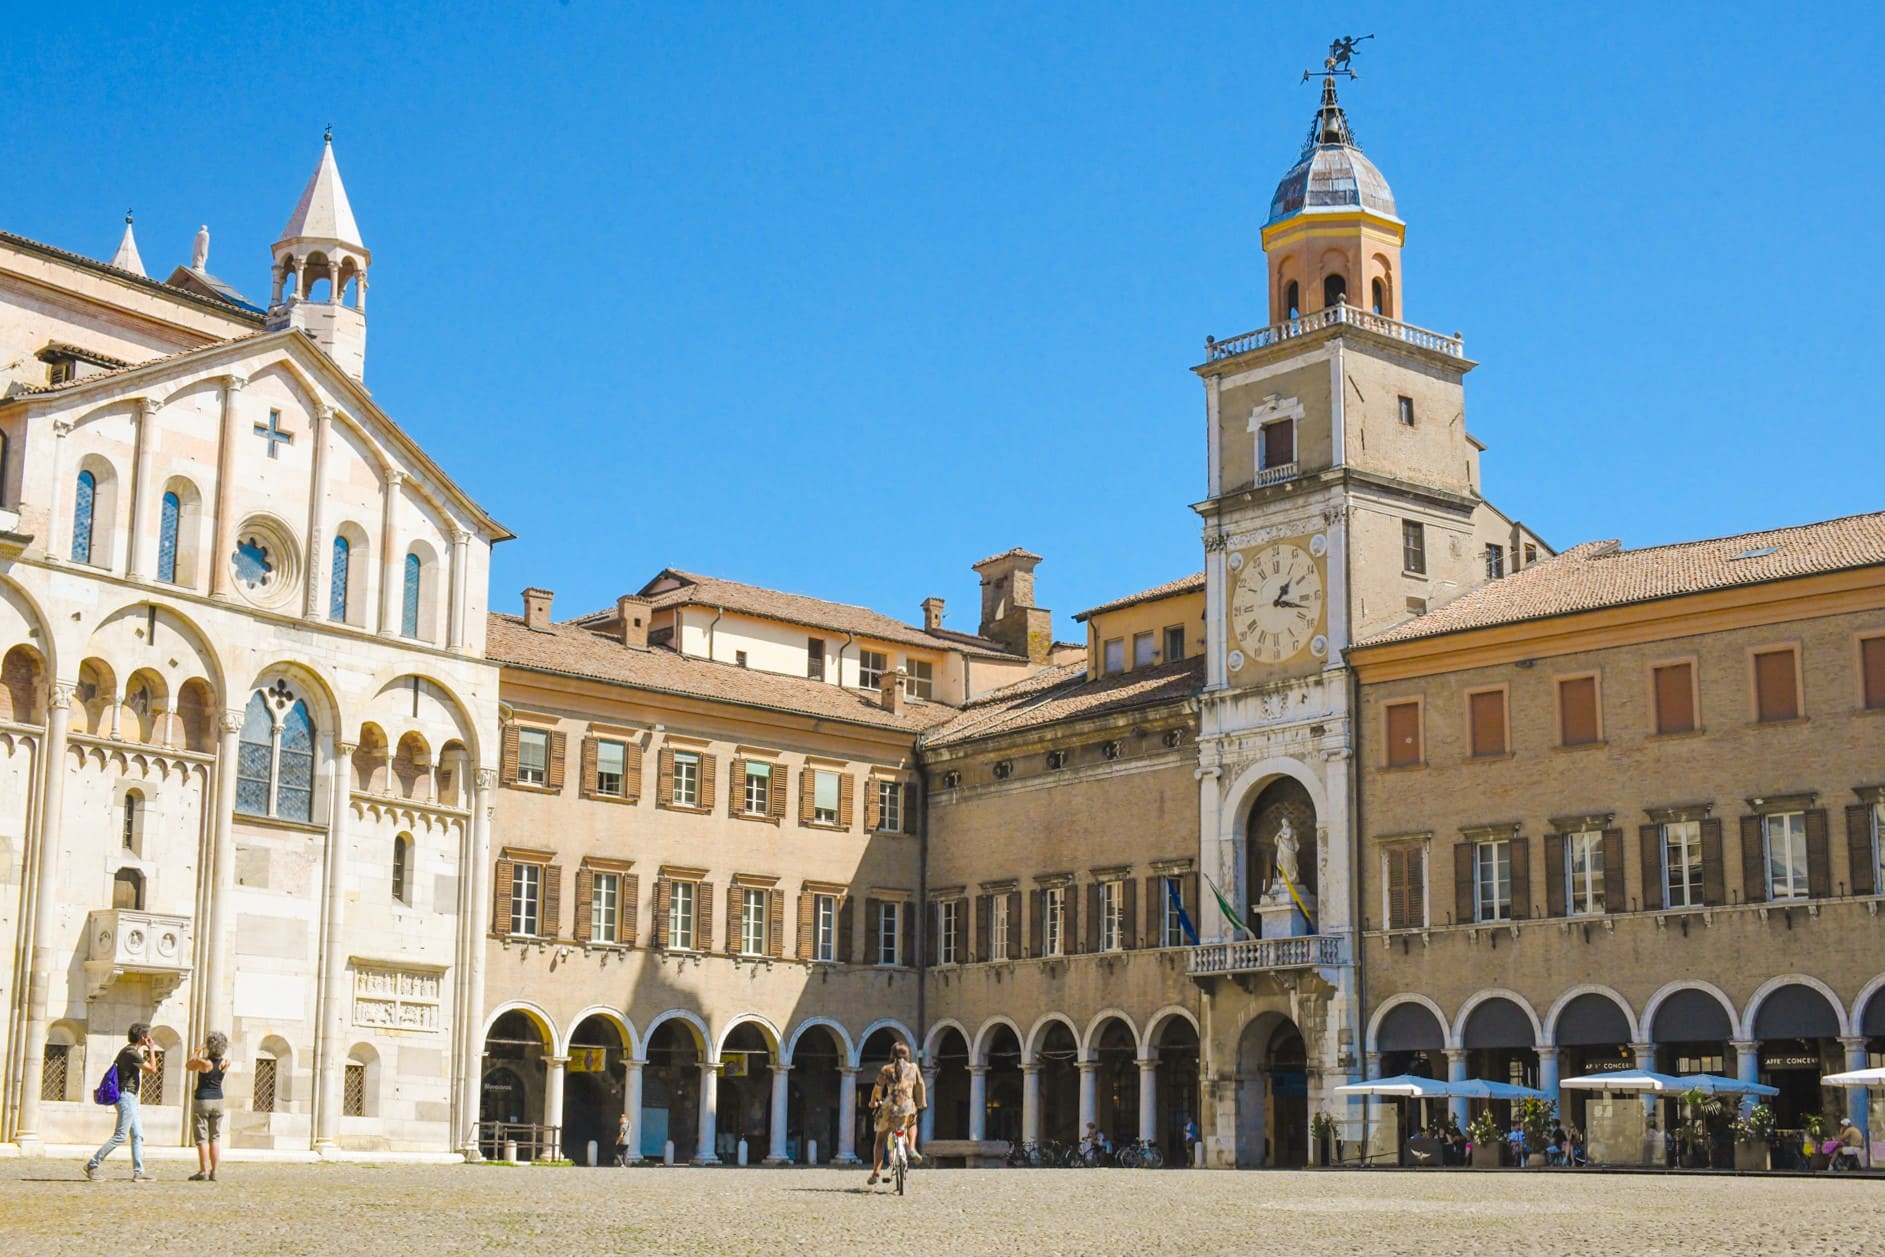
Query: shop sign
[[1761, 1051, 1820, 1069]]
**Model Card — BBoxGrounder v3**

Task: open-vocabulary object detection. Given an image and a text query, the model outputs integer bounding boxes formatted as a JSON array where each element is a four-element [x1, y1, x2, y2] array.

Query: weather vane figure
[[1304, 34, 1373, 81]]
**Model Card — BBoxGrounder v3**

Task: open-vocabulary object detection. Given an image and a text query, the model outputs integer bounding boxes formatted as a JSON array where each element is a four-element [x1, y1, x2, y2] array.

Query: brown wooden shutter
[[1064, 884, 1081, 954], [799, 767, 816, 824], [1559, 678, 1598, 746], [1122, 878, 1138, 949], [1405, 846, 1424, 927], [864, 898, 883, 963], [1753, 650, 1798, 722], [797, 889, 816, 960], [1850, 805, 1879, 896], [1029, 890, 1044, 957], [769, 767, 787, 819], [864, 780, 882, 831], [1507, 837, 1529, 919], [1653, 663, 1694, 734], [493, 858, 515, 934], [622, 874, 639, 946], [1699, 818, 1726, 906], [542, 863, 562, 938], [1805, 809, 1831, 899], [1386, 849, 1408, 929], [623, 742, 644, 801], [699, 755, 717, 812], [500, 725, 521, 785], [580, 736, 599, 796], [1469, 692, 1506, 757], [1640, 825, 1665, 910], [838, 773, 855, 829], [546, 732, 568, 791], [657, 747, 675, 808], [1144, 876, 1163, 944], [574, 866, 594, 942], [726, 884, 742, 954], [1385, 702, 1420, 767], [696, 881, 714, 952], [925, 901, 939, 967], [1181, 874, 1199, 939], [900, 900, 914, 968], [728, 758, 747, 816], [975, 893, 992, 962], [903, 782, 918, 832], [768, 888, 785, 958], [1739, 815, 1765, 903], [1601, 828, 1625, 912], [1543, 833, 1566, 918], [1006, 891, 1022, 957], [1453, 843, 1475, 924], [653, 879, 671, 948], [1864, 637, 1885, 709], [1084, 883, 1101, 953], [951, 899, 965, 962], [838, 893, 855, 963]]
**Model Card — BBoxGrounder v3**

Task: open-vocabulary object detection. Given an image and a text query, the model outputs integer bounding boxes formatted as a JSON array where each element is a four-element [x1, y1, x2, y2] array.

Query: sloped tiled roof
[[629, 570, 1021, 659], [488, 613, 954, 734], [1357, 511, 1885, 648], [922, 655, 1203, 748], [12, 331, 272, 396], [1074, 572, 1206, 622], [0, 229, 266, 324]]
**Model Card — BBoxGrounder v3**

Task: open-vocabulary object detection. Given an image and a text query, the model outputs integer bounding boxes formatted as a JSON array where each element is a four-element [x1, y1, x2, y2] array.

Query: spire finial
[[1297, 36, 1373, 152], [125, 209, 134, 225], [324, 123, 333, 144], [109, 211, 146, 276]]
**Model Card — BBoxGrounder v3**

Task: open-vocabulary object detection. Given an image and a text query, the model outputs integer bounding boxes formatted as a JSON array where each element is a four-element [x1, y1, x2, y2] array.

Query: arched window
[[1323, 273, 1347, 308], [72, 470, 96, 563], [1284, 281, 1300, 320], [392, 833, 413, 905], [113, 867, 145, 911], [235, 688, 318, 822], [157, 492, 181, 583], [235, 692, 274, 817], [278, 701, 314, 822], [0, 429, 11, 507], [401, 552, 422, 638], [330, 535, 351, 622], [1371, 278, 1386, 316]]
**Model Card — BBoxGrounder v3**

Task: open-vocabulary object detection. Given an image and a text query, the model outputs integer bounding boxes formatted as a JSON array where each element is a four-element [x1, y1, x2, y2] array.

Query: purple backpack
[[93, 1064, 121, 1106]]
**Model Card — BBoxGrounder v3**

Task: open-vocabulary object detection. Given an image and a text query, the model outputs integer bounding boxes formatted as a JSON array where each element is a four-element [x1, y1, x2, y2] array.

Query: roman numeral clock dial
[[1227, 540, 1326, 671]]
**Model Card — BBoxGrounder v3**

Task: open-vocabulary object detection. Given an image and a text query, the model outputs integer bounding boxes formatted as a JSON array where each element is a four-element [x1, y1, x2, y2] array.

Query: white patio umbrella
[[1822, 1066, 1885, 1087], [1680, 1073, 1778, 1097], [1558, 1069, 1689, 1093], [1332, 1074, 1454, 1098]]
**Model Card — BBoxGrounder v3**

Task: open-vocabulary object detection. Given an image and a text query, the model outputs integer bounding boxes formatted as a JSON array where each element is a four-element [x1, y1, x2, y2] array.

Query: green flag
[[1204, 872, 1249, 938]]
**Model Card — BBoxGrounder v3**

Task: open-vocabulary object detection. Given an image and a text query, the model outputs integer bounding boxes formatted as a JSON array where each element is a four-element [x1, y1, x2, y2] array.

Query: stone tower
[[266, 134, 370, 379]]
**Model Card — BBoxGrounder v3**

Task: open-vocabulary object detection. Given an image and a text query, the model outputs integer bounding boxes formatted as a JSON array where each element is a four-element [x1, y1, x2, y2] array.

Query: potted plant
[[1803, 1114, 1830, 1171], [1309, 1111, 1338, 1167], [1516, 1097, 1557, 1168], [1467, 1111, 1503, 1168], [1733, 1102, 1774, 1171]]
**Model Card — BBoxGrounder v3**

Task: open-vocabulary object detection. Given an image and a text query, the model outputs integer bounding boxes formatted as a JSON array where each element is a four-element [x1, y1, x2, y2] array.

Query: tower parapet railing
[[1206, 303, 1463, 362]]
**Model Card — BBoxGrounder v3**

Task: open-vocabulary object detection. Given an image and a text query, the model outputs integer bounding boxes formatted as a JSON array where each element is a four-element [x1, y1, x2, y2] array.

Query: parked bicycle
[[1115, 1138, 1164, 1169]]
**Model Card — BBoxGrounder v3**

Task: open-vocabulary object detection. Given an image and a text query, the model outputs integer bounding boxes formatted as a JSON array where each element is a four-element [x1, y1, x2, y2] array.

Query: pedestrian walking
[[615, 1113, 631, 1166], [85, 1023, 158, 1182], [186, 1032, 233, 1181]]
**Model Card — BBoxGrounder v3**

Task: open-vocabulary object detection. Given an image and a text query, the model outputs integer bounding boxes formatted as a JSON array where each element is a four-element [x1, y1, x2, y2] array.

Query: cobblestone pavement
[[2, 1160, 1879, 1255]]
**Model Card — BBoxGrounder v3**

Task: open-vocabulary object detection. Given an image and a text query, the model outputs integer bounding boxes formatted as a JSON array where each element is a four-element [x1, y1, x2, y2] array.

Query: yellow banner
[[568, 1048, 607, 1073]]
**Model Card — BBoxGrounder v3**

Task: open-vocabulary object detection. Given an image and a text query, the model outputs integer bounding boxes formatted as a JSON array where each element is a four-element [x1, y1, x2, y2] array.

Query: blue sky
[[6, 3, 1880, 633]]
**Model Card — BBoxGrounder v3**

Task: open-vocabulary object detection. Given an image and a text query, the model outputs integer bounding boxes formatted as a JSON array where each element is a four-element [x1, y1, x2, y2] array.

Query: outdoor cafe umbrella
[[1681, 1073, 1778, 1097], [1446, 1078, 1550, 1101], [1822, 1067, 1885, 1087], [1332, 1075, 1455, 1098], [1558, 1069, 1691, 1093]]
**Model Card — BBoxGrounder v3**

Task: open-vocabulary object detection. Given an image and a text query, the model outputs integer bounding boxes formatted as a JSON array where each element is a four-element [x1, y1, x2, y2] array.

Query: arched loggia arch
[[1544, 985, 1640, 1047]]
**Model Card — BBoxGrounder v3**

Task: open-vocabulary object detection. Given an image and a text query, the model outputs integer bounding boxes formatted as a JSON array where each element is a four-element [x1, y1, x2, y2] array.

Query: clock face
[[1229, 542, 1326, 666]]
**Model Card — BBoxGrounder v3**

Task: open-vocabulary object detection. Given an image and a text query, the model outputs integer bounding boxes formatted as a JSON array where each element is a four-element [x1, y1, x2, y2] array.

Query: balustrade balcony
[[1187, 933, 1345, 977], [1205, 304, 1464, 362]]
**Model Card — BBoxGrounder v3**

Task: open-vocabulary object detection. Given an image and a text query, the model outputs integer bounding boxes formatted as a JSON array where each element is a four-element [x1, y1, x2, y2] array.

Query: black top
[[114, 1046, 144, 1099], [195, 1056, 227, 1101]]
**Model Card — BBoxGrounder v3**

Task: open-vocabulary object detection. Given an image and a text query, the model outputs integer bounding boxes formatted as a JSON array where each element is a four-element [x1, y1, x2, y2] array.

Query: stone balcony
[[1204, 303, 1464, 363], [1187, 933, 1346, 977], [84, 908, 193, 1002]]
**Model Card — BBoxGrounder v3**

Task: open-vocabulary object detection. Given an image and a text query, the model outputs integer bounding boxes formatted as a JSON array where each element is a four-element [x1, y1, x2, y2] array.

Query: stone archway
[[980, 1023, 1024, 1144], [787, 1024, 846, 1164], [928, 1026, 972, 1140], [480, 1009, 551, 1159], [564, 1014, 628, 1166], [644, 1018, 705, 1163], [1235, 1013, 1308, 1168], [1245, 777, 1317, 932]]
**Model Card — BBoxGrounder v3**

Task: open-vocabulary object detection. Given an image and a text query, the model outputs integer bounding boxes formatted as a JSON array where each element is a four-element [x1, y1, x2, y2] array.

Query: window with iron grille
[[343, 1063, 366, 1117], [143, 1050, 166, 1105], [253, 1057, 278, 1112], [40, 1044, 69, 1101], [859, 650, 887, 691]]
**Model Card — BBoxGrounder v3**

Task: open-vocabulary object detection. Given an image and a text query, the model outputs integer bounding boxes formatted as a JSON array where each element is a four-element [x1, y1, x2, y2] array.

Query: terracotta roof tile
[[1356, 510, 1885, 648], [1074, 572, 1206, 622], [971, 546, 1043, 568], [487, 613, 953, 733], [10, 331, 273, 396], [923, 655, 1203, 747], [0, 229, 266, 324]]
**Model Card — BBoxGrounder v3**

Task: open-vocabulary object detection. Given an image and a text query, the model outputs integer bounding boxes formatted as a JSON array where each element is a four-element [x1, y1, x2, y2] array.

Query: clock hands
[[1272, 578, 1305, 610]]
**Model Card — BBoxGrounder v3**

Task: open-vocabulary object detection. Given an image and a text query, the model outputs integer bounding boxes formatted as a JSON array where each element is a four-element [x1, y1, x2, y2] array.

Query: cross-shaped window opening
[[254, 409, 294, 458]]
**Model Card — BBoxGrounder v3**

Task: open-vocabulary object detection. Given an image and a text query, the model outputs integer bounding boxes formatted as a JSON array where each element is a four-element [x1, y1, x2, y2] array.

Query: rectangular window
[[1653, 663, 1696, 735], [40, 1044, 68, 1101], [1524, 543, 1538, 565], [1468, 690, 1508, 758], [1402, 520, 1426, 575], [735, 650, 748, 668], [668, 880, 696, 950], [813, 894, 838, 962], [813, 769, 839, 825], [878, 901, 903, 967], [1043, 887, 1065, 956], [902, 659, 935, 700], [1764, 812, 1809, 900], [592, 871, 620, 943], [1663, 821, 1703, 909], [1874, 804, 1885, 898], [1558, 676, 1599, 746], [743, 762, 771, 815], [1386, 847, 1425, 930], [1158, 877, 1186, 947], [807, 638, 825, 681], [252, 1058, 278, 1113], [517, 729, 549, 786], [672, 751, 700, 807], [1385, 700, 1422, 768], [1103, 638, 1124, 674], [859, 649, 887, 691], [877, 779, 902, 833], [1753, 649, 1799, 722], [1099, 881, 1124, 952], [511, 863, 541, 936], [1862, 636, 1885, 710], [741, 887, 767, 956], [142, 1051, 166, 1106], [939, 900, 960, 965], [1259, 418, 1294, 468], [595, 740, 626, 796], [1565, 831, 1605, 915], [1163, 625, 1185, 661], [1133, 632, 1156, 668], [1475, 840, 1512, 923], [991, 895, 1012, 960], [1485, 543, 1504, 579], [343, 1063, 365, 1117], [1397, 395, 1415, 426]]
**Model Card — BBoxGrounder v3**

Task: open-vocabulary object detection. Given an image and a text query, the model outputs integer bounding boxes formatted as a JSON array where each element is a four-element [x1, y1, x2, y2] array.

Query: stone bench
[[922, 1138, 1011, 1168]]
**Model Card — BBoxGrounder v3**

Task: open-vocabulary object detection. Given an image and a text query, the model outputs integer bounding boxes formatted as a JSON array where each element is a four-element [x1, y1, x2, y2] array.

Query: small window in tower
[[1372, 278, 1387, 315], [1285, 281, 1301, 320], [1323, 274, 1347, 308], [1397, 396, 1415, 426], [1259, 418, 1294, 470]]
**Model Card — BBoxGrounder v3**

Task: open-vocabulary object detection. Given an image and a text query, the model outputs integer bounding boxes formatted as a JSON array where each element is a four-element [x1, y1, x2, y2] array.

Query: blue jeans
[[89, 1095, 143, 1174]]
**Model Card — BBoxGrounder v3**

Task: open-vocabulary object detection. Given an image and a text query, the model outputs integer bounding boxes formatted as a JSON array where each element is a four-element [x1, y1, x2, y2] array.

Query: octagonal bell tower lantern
[[266, 129, 370, 380]]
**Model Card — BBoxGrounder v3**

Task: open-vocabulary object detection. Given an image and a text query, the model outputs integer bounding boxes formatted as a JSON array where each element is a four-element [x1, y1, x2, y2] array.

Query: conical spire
[[109, 211, 146, 276], [1302, 76, 1359, 153], [279, 132, 364, 250]]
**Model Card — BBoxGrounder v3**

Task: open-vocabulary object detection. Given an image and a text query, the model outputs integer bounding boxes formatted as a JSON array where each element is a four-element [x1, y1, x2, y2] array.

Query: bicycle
[[889, 1124, 911, 1195], [1125, 1138, 1163, 1169], [1004, 1140, 1039, 1168]]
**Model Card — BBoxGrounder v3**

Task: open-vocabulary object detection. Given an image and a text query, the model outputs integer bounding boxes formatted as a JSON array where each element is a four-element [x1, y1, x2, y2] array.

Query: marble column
[[1137, 1058, 1160, 1145], [458, 770, 497, 1158], [919, 1066, 938, 1142], [1021, 1064, 1042, 1142], [208, 375, 244, 600], [1840, 1036, 1870, 1151], [1077, 1060, 1098, 1135], [1445, 1048, 1469, 1129], [766, 1064, 792, 1164], [303, 404, 333, 620], [14, 683, 74, 1149], [836, 1067, 860, 1163], [126, 396, 160, 578], [1732, 1038, 1761, 1085], [621, 1059, 645, 1164], [377, 468, 404, 635], [447, 529, 470, 649], [1631, 1041, 1657, 1120], [1536, 1045, 1561, 1113], [694, 1061, 722, 1164], [312, 737, 356, 1152], [967, 1066, 988, 1141], [543, 1056, 567, 1160], [203, 709, 245, 1037]]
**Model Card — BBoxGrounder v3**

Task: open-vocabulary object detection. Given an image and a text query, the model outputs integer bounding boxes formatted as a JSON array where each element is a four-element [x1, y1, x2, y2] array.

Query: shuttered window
[[1474, 841, 1511, 922], [1098, 881, 1125, 952], [1259, 418, 1294, 469], [1042, 888, 1065, 956], [813, 770, 839, 825], [1663, 821, 1704, 908], [1753, 649, 1799, 722], [814, 894, 838, 962], [743, 762, 771, 815], [1564, 831, 1604, 915], [1468, 691, 1507, 758], [668, 880, 697, 950], [1386, 847, 1424, 929], [877, 780, 903, 833], [518, 730, 549, 786], [877, 901, 904, 967], [1764, 812, 1808, 899], [1653, 663, 1695, 734], [938, 900, 961, 964], [740, 888, 767, 956], [1385, 701, 1421, 768], [1862, 637, 1885, 710], [510, 863, 541, 936], [672, 751, 700, 806], [1558, 677, 1599, 746], [990, 894, 1012, 960], [591, 872, 620, 943], [595, 741, 626, 796]]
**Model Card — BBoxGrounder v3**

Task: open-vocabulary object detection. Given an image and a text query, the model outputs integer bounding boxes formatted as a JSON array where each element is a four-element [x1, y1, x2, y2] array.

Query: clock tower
[[1185, 67, 1545, 1168]]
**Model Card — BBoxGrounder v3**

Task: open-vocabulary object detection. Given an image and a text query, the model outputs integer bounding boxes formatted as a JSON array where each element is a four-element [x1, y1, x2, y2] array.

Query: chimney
[[921, 597, 945, 633], [522, 587, 554, 632], [880, 667, 905, 714], [970, 548, 1052, 665], [615, 594, 651, 648]]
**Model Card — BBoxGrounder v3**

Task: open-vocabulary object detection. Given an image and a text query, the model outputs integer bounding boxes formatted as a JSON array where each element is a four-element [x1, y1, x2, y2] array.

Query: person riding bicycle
[[866, 1041, 926, 1186]]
